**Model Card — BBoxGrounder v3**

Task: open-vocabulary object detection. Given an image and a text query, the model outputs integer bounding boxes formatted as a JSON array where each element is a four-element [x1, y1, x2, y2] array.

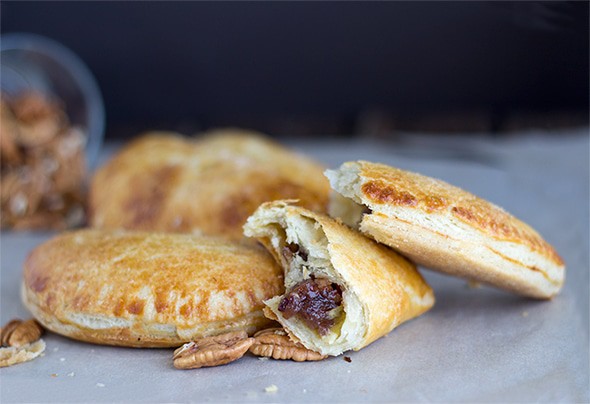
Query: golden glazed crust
[[89, 129, 330, 239], [243, 201, 434, 355], [326, 161, 565, 299], [21, 229, 284, 347]]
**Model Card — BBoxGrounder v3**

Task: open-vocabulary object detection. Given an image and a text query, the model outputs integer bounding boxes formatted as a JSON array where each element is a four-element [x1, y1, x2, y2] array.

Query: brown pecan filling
[[278, 276, 343, 336]]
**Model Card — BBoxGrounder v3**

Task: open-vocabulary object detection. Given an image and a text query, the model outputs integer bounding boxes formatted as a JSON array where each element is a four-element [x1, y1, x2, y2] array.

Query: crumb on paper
[[59, 357, 66, 362], [67, 372, 75, 377], [50, 373, 58, 378], [257, 356, 269, 361], [264, 384, 278, 393], [344, 356, 352, 363], [522, 311, 529, 317], [96, 383, 105, 388], [466, 280, 482, 289]]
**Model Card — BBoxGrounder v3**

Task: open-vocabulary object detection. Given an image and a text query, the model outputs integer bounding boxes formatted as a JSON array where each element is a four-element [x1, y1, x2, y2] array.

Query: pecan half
[[7, 319, 44, 348], [11, 91, 64, 147], [249, 328, 326, 362], [0, 320, 22, 346], [173, 331, 254, 369], [1, 319, 44, 348], [0, 319, 45, 367]]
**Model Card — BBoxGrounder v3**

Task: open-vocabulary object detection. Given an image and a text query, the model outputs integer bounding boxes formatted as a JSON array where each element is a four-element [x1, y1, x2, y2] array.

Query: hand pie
[[243, 201, 434, 356], [325, 160, 565, 299], [22, 229, 284, 347], [89, 128, 330, 239]]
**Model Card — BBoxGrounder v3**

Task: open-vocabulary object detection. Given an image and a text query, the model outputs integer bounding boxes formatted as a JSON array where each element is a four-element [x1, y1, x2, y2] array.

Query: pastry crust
[[243, 201, 434, 356], [89, 129, 330, 239], [21, 229, 284, 347], [0, 339, 46, 368], [325, 161, 565, 299]]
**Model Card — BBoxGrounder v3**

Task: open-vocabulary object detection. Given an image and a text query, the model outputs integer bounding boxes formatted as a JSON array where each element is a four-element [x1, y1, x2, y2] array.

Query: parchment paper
[[1, 129, 588, 402]]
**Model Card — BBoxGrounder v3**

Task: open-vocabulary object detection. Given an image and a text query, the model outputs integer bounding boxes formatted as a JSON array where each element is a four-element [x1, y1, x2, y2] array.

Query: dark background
[[2, 1, 588, 138]]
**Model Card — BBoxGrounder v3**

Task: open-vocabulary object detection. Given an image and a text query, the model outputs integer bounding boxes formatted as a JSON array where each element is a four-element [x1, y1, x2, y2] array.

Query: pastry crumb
[[264, 384, 278, 393], [59, 357, 66, 362], [96, 383, 105, 388], [257, 357, 269, 361], [344, 356, 352, 363], [67, 372, 75, 377], [50, 373, 58, 378]]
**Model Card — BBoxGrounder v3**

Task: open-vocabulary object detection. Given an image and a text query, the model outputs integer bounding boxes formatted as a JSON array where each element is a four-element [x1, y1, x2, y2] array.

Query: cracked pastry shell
[[243, 201, 434, 356], [88, 129, 330, 240], [21, 229, 284, 347], [325, 160, 565, 299]]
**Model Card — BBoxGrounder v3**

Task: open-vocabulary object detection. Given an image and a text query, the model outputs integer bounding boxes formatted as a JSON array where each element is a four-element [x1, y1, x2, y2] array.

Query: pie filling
[[278, 276, 343, 336]]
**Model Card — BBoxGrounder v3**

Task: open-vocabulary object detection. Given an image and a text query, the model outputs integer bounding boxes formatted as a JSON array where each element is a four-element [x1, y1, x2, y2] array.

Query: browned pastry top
[[22, 229, 284, 347], [357, 161, 563, 266], [89, 129, 330, 239]]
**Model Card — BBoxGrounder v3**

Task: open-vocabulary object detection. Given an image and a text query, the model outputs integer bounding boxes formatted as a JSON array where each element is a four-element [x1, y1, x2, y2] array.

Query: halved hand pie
[[325, 160, 565, 299], [243, 201, 434, 356]]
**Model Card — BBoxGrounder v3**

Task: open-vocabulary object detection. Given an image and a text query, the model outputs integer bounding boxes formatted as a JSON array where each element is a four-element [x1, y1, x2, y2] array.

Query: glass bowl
[[1, 33, 105, 168]]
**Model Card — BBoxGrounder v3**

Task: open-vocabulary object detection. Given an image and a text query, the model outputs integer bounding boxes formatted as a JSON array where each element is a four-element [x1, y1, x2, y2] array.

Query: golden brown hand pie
[[325, 160, 565, 299], [21, 229, 284, 347], [89, 129, 330, 239], [243, 201, 434, 356]]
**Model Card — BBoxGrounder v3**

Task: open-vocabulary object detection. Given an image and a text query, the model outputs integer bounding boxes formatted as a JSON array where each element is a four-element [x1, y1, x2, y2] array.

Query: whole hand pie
[[325, 160, 565, 299], [89, 129, 330, 239], [21, 229, 284, 347], [243, 201, 434, 356]]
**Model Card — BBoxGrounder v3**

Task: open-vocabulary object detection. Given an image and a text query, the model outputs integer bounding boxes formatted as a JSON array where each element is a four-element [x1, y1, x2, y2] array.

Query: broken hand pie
[[325, 160, 565, 299], [21, 229, 284, 347], [243, 201, 434, 356]]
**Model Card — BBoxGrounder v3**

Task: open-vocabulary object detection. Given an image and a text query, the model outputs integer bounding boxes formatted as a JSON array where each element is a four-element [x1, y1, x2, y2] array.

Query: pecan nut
[[1, 319, 44, 348], [0, 318, 45, 367], [1, 90, 87, 231], [0, 320, 22, 346], [173, 331, 253, 369], [249, 328, 326, 362], [0, 102, 23, 165]]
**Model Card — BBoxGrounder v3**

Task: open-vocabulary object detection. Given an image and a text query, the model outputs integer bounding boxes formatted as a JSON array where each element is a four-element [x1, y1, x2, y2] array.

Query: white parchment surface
[[1, 128, 588, 402]]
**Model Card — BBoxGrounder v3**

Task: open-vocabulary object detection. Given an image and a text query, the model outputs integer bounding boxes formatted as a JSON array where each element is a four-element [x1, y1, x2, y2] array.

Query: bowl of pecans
[[1, 33, 105, 230]]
